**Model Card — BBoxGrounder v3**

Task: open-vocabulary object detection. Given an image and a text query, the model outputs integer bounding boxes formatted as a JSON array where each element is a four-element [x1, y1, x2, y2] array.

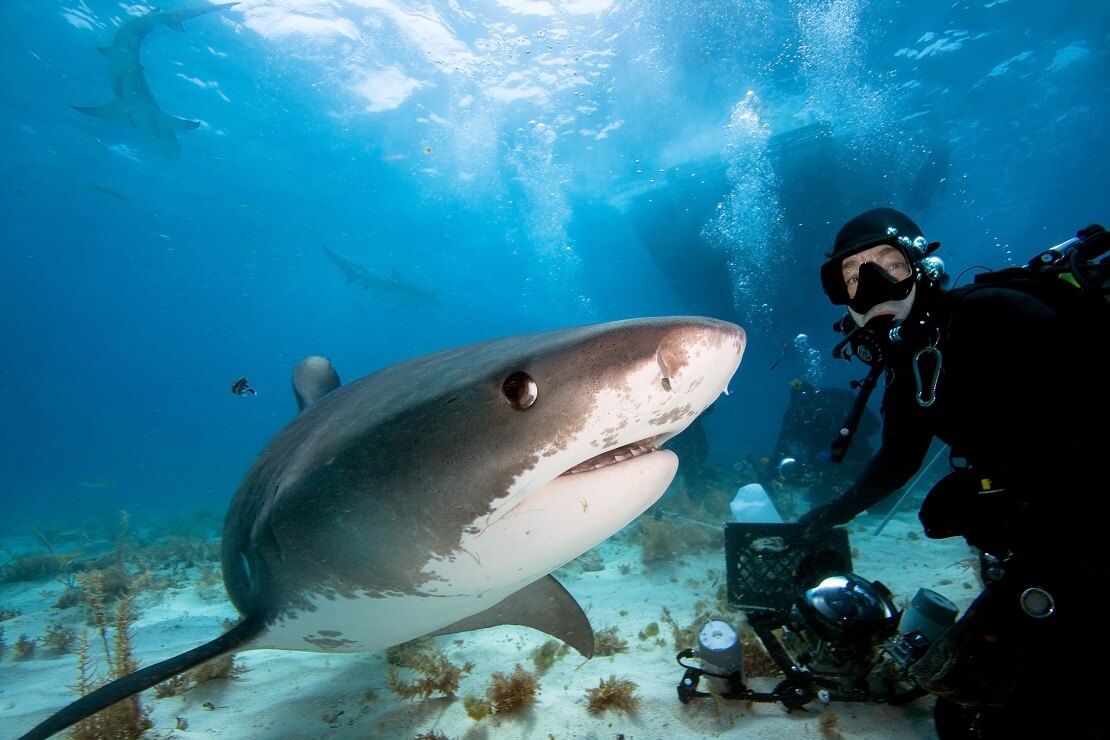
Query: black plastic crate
[[725, 522, 852, 620]]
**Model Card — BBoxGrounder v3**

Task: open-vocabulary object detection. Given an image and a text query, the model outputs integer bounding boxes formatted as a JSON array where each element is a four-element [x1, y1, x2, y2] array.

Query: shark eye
[[502, 372, 538, 410]]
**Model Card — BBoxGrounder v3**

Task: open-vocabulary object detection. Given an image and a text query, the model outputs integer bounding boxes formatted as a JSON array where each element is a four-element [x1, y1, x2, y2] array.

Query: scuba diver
[[798, 208, 1108, 738], [766, 378, 879, 510]]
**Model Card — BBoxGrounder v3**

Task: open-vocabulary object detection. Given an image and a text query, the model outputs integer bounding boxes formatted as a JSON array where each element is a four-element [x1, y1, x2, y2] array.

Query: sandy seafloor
[[0, 504, 979, 740]]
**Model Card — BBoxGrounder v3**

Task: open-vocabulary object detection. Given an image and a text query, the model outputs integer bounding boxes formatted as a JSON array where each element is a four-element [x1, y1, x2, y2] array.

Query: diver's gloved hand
[[797, 502, 854, 539]]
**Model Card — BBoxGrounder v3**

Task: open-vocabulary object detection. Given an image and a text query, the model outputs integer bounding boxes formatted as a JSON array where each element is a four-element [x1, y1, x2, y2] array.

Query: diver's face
[[842, 244, 916, 327]]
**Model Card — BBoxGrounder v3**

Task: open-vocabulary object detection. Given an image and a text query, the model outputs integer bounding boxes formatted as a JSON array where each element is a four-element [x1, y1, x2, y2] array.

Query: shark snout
[[655, 318, 746, 402]]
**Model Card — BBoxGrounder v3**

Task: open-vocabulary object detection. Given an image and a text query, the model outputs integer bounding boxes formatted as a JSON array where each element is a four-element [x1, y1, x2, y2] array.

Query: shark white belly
[[258, 450, 680, 652]]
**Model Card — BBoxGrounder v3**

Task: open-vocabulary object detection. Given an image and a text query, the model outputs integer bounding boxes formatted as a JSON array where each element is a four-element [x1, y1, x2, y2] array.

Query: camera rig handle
[[830, 363, 883, 463]]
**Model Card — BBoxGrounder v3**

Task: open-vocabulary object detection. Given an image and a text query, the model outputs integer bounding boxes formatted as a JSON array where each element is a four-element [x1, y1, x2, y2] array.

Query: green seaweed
[[530, 639, 569, 674]]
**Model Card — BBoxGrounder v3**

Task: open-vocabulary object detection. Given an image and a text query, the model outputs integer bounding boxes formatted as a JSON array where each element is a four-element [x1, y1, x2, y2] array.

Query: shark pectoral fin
[[166, 114, 202, 131], [429, 575, 595, 658], [72, 101, 130, 124]]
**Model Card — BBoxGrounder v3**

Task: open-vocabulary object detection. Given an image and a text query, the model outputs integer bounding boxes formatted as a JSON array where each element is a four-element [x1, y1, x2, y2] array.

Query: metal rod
[[872, 444, 948, 536]]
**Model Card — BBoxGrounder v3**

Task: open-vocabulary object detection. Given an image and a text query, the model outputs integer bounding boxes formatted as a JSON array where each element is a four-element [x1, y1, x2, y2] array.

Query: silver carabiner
[[913, 345, 942, 407]]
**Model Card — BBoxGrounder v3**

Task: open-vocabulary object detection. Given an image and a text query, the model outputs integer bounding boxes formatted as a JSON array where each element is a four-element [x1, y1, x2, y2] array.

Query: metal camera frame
[[676, 523, 929, 710]]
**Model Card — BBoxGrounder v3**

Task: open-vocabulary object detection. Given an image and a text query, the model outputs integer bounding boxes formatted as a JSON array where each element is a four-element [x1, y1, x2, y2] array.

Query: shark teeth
[[564, 439, 659, 475]]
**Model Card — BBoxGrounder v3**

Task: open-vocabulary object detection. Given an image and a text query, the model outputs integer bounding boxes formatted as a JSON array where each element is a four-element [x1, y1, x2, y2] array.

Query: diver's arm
[[799, 391, 932, 533]]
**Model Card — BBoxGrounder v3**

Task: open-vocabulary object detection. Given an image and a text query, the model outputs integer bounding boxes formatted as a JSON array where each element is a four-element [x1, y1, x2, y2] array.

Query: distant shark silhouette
[[904, 142, 952, 212], [322, 245, 441, 308], [16, 317, 745, 739], [72, 2, 238, 159]]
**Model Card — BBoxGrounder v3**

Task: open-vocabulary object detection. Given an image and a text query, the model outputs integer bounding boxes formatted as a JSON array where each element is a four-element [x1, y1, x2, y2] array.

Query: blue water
[[1, 0, 1106, 530]]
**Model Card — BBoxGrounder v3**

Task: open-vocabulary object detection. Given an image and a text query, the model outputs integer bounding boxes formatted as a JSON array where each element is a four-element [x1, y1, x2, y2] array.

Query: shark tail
[[17, 616, 265, 740]]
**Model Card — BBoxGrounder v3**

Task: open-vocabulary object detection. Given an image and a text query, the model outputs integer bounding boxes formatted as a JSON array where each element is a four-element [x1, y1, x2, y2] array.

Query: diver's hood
[[820, 207, 942, 312]]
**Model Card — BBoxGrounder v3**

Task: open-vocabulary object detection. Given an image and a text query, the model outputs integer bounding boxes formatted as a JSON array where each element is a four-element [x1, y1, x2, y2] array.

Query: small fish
[[231, 377, 256, 396], [79, 475, 117, 490]]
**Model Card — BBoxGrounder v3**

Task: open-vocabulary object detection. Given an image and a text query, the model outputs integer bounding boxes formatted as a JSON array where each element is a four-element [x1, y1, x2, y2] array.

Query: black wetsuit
[[804, 280, 1108, 738]]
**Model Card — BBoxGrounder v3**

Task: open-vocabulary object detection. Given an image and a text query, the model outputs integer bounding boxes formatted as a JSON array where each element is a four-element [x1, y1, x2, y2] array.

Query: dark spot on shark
[[651, 404, 695, 426], [303, 633, 357, 650]]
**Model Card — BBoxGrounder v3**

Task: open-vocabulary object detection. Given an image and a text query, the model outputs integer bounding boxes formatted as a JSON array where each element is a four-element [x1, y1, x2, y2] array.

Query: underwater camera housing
[[675, 523, 958, 710]]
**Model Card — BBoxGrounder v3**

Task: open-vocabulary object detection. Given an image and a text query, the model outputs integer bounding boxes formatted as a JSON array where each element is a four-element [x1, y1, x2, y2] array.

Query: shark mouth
[[563, 437, 662, 475]]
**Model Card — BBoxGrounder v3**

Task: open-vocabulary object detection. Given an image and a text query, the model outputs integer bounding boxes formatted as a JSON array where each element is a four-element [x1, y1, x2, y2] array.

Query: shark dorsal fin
[[292, 356, 342, 412]]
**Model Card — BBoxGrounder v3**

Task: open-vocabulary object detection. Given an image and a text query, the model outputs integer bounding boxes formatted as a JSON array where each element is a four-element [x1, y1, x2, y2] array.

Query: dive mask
[[847, 260, 915, 314]]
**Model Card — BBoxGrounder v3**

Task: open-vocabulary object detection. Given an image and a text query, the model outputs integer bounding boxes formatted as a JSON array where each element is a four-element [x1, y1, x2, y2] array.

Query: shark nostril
[[657, 351, 673, 392], [502, 371, 539, 409]]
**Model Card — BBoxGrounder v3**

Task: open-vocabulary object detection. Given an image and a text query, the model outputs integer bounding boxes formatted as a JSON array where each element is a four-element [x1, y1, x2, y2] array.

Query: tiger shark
[[322, 245, 441, 308], [72, 2, 238, 159], [18, 316, 745, 739]]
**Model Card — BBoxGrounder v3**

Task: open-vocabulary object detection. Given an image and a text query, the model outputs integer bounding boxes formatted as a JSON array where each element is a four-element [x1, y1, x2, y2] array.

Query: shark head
[[221, 316, 745, 654]]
